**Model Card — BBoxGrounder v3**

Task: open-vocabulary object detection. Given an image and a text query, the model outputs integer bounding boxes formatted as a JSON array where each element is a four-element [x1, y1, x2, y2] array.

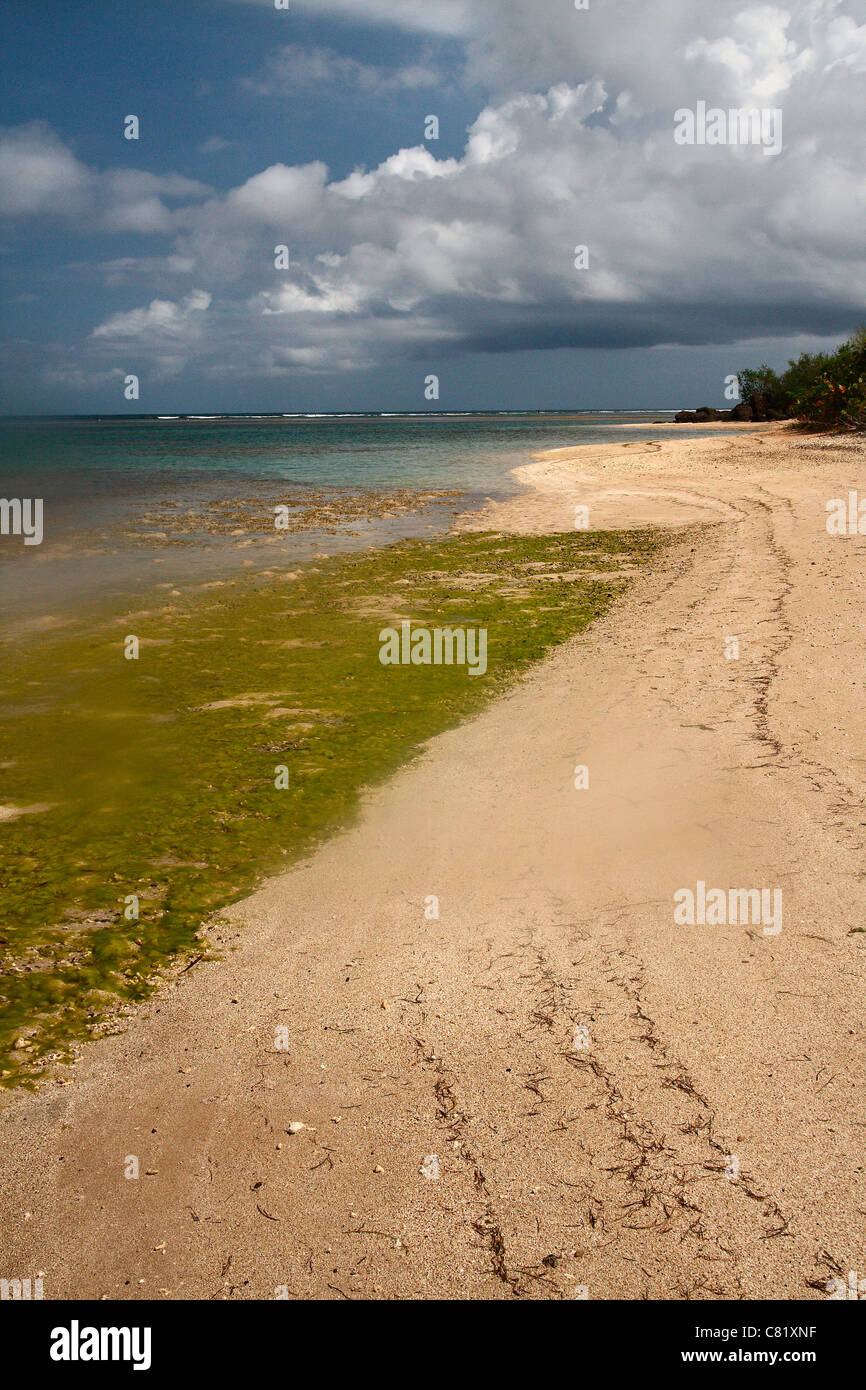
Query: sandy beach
[[2, 424, 865, 1301]]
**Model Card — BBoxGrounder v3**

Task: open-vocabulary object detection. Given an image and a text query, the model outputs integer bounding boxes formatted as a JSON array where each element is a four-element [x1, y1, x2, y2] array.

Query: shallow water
[[0, 411, 685, 496], [0, 411, 736, 625]]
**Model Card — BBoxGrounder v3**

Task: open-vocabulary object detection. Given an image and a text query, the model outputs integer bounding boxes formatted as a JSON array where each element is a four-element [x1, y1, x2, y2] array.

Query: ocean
[[0, 411, 714, 627], [0, 410, 691, 491]]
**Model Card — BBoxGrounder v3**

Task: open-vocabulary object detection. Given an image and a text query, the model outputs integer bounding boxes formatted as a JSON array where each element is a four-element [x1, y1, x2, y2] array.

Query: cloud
[[274, 346, 329, 369], [225, 160, 329, 223], [225, 0, 866, 112], [137, 51, 861, 382], [224, 0, 472, 36], [6, 0, 866, 399], [90, 290, 212, 377], [0, 122, 90, 216], [91, 288, 212, 340], [684, 5, 814, 101], [242, 44, 442, 98], [198, 136, 239, 154], [0, 123, 210, 229]]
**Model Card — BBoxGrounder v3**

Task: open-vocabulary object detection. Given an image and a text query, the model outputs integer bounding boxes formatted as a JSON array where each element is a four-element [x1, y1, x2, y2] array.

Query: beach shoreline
[[0, 521, 658, 1084], [2, 424, 865, 1300]]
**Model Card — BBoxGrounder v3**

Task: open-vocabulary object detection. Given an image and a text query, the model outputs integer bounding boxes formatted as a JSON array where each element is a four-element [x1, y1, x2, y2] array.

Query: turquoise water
[[0, 411, 685, 499], [0, 411, 737, 627]]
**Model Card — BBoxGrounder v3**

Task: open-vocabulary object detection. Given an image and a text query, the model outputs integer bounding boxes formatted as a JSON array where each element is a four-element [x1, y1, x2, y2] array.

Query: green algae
[[0, 527, 664, 1085]]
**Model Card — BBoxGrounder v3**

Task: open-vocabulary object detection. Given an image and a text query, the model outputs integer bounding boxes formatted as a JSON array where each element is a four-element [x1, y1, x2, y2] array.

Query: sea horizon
[[1, 407, 682, 419]]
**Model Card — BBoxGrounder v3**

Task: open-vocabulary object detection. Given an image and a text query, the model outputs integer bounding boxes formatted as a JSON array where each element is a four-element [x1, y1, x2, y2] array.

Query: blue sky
[[1, 0, 864, 413]]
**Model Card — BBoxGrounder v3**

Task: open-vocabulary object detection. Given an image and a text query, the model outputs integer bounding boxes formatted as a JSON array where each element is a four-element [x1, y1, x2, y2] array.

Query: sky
[[0, 0, 864, 414]]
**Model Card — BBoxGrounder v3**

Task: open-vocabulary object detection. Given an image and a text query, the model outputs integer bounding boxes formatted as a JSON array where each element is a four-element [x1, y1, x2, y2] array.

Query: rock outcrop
[[674, 395, 790, 424]]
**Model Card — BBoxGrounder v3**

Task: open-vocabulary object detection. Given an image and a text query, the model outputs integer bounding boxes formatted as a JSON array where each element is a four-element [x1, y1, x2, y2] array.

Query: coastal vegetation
[[739, 326, 866, 429], [675, 327, 866, 428]]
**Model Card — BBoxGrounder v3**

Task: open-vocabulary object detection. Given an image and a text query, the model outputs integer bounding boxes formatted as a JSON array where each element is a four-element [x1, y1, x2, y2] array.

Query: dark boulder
[[674, 406, 729, 422], [674, 394, 790, 425]]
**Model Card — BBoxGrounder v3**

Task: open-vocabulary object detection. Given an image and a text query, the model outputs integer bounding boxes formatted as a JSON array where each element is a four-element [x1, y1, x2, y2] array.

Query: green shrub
[[740, 327, 866, 429]]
